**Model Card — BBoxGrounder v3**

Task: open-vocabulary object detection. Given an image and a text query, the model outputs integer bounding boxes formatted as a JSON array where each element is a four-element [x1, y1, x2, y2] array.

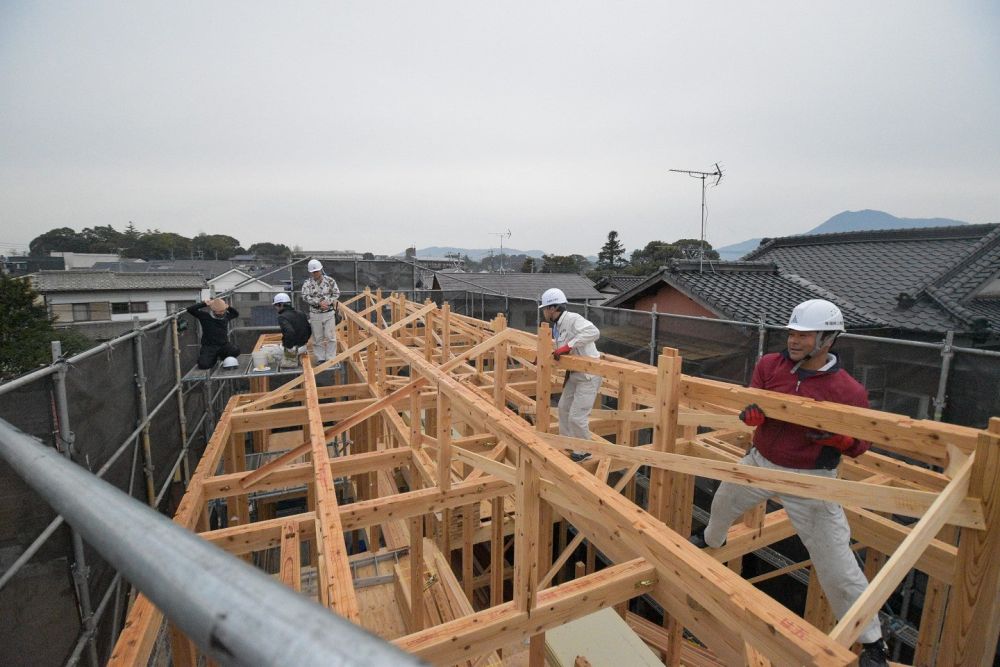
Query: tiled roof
[[89, 259, 239, 279], [31, 270, 206, 292], [742, 224, 1000, 334], [433, 272, 603, 301], [594, 274, 647, 292], [604, 262, 882, 329]]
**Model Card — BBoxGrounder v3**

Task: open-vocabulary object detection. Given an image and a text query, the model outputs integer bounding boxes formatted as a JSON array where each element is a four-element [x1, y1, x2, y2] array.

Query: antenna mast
[[490, 229, 512, 274], [669, 163, 723, 273]]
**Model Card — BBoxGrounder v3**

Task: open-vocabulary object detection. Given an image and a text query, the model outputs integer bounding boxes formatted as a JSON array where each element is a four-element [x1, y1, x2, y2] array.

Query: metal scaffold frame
[[4, 289, 999, 666]]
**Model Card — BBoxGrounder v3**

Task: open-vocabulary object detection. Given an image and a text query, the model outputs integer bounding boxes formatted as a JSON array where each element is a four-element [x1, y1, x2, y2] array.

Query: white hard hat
[[221, 356, 239, 369], [539, 287, 568, 308], [307, 259, 323, 272], [273, 292, 291, 305], [787, 299, 845, 332]]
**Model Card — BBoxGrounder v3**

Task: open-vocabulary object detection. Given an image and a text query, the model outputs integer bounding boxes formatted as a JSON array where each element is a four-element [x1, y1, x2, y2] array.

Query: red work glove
[[739, 403, 766, 427], [553, 344, 572, 360], [807, 431, 856, 452]]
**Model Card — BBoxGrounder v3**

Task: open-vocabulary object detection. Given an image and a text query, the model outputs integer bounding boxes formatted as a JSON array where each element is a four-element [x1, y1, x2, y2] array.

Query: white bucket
[[251, 351, 269, 371]]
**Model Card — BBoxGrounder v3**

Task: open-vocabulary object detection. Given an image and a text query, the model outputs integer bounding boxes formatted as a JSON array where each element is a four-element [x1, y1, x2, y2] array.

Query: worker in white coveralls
[[300, 259, 341, 364], [691, 299, 889, 666], [539, 288, 601, 463]]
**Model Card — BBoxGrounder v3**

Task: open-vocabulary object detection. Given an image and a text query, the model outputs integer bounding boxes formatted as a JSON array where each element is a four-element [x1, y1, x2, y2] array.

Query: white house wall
[[47, 289, 202, 323]]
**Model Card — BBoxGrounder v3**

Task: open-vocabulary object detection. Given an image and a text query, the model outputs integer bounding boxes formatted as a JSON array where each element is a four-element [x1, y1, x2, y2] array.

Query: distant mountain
[[715, 210, 970, 261], [715, 238, 763, 261], [804, 209, 969, 235], [398, 247, 547, 261]]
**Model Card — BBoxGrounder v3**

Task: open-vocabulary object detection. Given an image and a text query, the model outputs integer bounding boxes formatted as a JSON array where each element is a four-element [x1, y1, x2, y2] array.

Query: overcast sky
[[1, 2, 998, 258]]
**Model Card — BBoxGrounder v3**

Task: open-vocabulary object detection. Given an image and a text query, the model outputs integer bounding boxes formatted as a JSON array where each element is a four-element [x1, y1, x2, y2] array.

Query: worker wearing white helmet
[[693, 299, 888, 665], [300, 259, 341, 363], [185, 298, 240, 369], [539, 288, 602, 463], [273, 292, 311, 368]]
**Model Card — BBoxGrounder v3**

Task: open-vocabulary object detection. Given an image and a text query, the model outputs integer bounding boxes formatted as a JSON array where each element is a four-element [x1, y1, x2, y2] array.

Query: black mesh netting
[[659, 314, 759, 384], [0, 318, 216, 665], [0, 375, 81, 666]]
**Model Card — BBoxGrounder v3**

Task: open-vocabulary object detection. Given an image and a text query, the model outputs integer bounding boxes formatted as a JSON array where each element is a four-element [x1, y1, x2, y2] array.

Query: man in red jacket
[[692, 299, 888, 666]]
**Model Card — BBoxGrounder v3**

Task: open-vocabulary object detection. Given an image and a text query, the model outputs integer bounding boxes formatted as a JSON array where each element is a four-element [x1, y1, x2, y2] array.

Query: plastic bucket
[[251, 351, 269, 370]]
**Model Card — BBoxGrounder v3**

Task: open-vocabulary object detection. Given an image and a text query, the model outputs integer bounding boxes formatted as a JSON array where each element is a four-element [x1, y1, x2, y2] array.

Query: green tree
[[192, 233, 243, 260], [80, 225, 127, 253], [29, 228, 88, 256], [520, 257, 537, 273], [597, 231, 627, 270], [541, 254, 589, 274], [0, 275, 92, 380], [626, 241, 677, 275], [674, 238, 719, 261], [248, 242, 292, 259]]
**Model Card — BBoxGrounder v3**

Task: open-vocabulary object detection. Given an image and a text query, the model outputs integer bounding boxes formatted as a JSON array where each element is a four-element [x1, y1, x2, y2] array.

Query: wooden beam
[[539, 433, 985, 529], [683, 375, 982, 464], [394, 558, 656, 664], [301, 356, 359, 621], [513, 452, 541, 613], [830, 454, 974, 646], [939, 419, 1000, 665], [339, 477, 512, 531], [279, 520, 301, 591]]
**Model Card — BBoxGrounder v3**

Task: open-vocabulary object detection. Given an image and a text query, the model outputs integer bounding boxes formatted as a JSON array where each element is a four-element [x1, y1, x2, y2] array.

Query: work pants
[[703, 447, 883, 644], [309, 310, 337, 362], [197, 342, 240, 370], [557, 371, 602, 440]]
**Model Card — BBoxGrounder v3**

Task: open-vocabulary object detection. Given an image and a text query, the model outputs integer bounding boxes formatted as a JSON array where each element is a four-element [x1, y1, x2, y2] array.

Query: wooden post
[[409, 515, 425, 632], [409, 391, 422, 451], [939, 418, 1000, 665], [514, 451, 541, 613], [491, 496, 505, 606], [463, 504, 475, 602], [535, 323, 553, 433], [441, 302, 451, 362], [648, 349, 684, 666]]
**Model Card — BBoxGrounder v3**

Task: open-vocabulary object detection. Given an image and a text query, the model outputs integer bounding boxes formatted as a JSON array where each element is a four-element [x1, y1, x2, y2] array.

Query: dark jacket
[[277, 306, 311, 349], [186, 302, 239, 347], [750, 351, 871, 469]]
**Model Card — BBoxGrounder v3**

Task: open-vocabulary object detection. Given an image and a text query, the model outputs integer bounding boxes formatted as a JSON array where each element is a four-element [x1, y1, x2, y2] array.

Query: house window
[[166, 301, 190, 314], [73, 303, 92, 321], [111, 302, 149, 314]]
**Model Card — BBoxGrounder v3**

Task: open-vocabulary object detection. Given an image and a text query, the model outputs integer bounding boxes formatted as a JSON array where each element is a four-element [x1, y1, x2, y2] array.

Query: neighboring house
[[593, 274, 647, 299], [2, 255, 65, 276], [742, 224, 1000, 345], [202, 268, 283, 300], [604, 261, 882, 330], [432, 272, 604, 304], [90, 259, 240, 280], [29, 270, 206, 340]]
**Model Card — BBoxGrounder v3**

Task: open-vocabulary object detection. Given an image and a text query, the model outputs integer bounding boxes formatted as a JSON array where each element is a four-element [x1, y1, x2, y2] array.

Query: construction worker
[[300, 259, 341, 363], [692, 299, 888, 666], [186, 298, 240, 369], [539, 288, 601, 463], [273, 293, 311, 368]]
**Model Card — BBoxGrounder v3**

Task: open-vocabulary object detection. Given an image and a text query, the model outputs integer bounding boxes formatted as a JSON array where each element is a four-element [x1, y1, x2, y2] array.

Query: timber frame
[[110, 290, 1000, 666]]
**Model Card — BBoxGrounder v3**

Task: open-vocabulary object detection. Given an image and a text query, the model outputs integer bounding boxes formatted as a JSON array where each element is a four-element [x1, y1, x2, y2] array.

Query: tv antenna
[[669, 162, 723, 273], [490, 229, 512, 274]]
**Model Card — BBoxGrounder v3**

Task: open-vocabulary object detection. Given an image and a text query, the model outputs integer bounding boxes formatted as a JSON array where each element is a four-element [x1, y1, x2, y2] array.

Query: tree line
[[27, 224, 293, 261], [593, 230, 719, 276]]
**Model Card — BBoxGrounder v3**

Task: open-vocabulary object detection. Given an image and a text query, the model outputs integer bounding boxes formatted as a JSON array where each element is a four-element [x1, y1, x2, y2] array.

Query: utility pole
[[490, 229, 511, 274], [669, 163, 723, 273]]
